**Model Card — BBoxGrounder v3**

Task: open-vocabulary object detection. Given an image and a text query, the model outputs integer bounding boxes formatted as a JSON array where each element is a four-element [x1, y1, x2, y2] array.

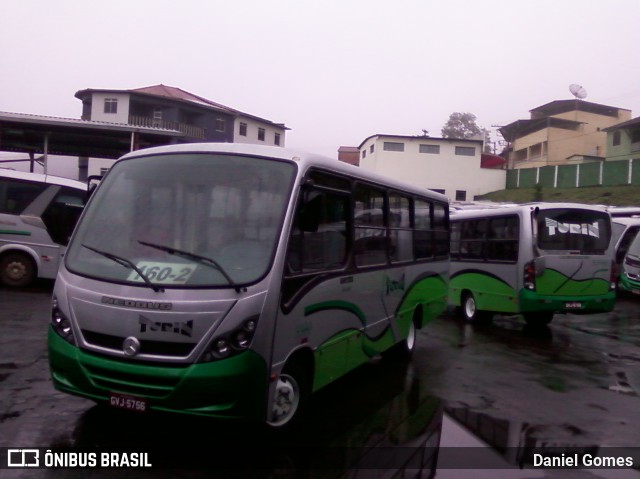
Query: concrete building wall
[[234, 115, 285, 147], [359, 135, 505, 201], [89, 93, 130, 123]]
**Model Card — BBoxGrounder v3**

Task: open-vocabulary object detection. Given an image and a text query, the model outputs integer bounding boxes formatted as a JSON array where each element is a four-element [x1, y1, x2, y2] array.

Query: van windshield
[[536, 208, 611, 253], [628, 234, 640, 258], [65, 153, 296, 288]]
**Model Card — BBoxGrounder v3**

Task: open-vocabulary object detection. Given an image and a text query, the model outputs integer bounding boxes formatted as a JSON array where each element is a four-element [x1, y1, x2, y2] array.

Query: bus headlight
[[199, 316, 259, 363], [51, 296, 76, 344]]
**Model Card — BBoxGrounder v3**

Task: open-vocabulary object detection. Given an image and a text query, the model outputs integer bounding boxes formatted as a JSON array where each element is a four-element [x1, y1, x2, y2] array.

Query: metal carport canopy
[[0, 111, 185, 166]]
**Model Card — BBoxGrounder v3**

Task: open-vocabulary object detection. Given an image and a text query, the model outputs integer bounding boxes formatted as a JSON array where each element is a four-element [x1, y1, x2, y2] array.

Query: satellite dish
[[569, 84, 588, 100]]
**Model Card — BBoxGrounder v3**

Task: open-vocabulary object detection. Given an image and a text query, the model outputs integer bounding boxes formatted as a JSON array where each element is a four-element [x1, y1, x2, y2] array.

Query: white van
[[0, 169, 87, 287]]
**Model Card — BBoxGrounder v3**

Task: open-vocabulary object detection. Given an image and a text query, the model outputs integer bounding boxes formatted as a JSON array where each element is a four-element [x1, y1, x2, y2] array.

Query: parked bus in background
[[611, 216, 640, 282], [0, 169, 86, 287], [618, 231, 640, 296], [48, 143, 449, 428], [449, 203, 616, 326]]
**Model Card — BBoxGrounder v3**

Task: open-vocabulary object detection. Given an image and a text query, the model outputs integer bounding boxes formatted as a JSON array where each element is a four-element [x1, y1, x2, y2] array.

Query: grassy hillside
[[477, 185, 640, 207]]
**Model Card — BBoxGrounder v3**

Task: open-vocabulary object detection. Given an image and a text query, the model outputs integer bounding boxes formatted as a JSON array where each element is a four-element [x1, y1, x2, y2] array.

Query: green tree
[[441, 112, 483, 139]]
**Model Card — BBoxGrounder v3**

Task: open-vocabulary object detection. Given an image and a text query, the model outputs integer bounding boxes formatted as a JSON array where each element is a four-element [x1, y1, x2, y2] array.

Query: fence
[[506, 159, 640, 189]]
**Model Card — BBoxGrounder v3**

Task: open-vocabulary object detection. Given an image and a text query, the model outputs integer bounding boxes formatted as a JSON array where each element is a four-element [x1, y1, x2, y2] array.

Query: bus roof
[[0, 168, 87, 190], [117, 143, 450, 204], [450, 202, 610, 220], [606, 206, 640, 218]]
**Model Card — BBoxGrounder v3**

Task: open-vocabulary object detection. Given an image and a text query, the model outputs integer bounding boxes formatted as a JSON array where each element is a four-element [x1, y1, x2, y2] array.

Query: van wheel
[[0, 253, 36, 287], [461, 292, 492, 322], [266, 363, 308, 429]]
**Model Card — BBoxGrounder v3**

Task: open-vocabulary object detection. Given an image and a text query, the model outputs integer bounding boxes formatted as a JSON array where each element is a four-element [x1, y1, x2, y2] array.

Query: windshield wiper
[[137, 240, 242, 292], [82, 244, 164, 293]]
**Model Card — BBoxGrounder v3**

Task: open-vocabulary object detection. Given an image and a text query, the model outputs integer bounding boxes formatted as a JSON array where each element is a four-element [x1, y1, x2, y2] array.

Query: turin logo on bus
[[139, 315, 194, 337], [545, 219, 600, 238]]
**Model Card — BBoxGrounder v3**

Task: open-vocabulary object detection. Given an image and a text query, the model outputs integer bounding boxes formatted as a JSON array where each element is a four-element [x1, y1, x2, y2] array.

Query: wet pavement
[[1, 280, 639, 478]]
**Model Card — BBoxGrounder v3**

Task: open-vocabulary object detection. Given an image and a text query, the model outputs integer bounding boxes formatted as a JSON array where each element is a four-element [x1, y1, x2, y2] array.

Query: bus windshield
[[65, 153, 296, 288], [536, 208, 611, 253]]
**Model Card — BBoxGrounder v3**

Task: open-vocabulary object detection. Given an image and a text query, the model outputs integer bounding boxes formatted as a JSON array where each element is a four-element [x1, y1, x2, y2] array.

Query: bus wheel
[[266, 363, 307, 429], [0, 252, 36, 288], [461, 292, 491, 322], [523, 312, 553, 326]]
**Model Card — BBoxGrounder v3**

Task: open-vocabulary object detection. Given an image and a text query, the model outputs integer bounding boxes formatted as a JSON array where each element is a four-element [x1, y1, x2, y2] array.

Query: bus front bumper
[[619, 274, 640, 296], [48, 327, 268, 421], [519, 289, 616, 314]]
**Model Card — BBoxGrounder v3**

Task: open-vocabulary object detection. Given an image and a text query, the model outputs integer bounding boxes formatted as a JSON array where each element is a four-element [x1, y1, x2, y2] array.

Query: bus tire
[[266, 362, 308, 430], [523, 312, 553, 327], [384, 310, 419, 360], [461, 292, 491, 323], [0, 252, 36, 288]]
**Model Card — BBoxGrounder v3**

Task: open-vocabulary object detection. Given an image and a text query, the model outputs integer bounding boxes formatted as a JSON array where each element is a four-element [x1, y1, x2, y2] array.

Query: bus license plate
[[632, 289, 640, 295], [565, 302, 583, 309], [109, 392, 147, 413]]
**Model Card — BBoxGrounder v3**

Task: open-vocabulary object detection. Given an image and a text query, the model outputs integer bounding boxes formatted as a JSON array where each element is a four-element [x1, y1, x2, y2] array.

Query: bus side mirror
[[87, 175, 103, 199]]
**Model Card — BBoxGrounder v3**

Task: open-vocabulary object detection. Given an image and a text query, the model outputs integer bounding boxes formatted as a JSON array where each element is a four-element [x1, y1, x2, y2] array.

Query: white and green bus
[[449, 203, 616, 326], [48, 143, 449, 428], [0, 169, 87, 287]]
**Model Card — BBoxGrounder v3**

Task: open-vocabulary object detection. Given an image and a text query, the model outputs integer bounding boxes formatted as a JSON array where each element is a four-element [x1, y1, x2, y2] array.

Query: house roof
[[530, 99, 628, 119], [75, 84, 289, 130], [602, 116, 640, 132], [357, 134, 482, 149], [480, 153, 506, 168], [499, 117, 583, 142]]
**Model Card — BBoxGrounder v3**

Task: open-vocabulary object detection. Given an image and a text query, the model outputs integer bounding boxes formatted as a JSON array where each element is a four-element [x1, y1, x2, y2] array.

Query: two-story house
[[499, 100, 631, 169], [357, 134, 506, 201], [75, 84, 289, 176], [603, 116, 640, 162]]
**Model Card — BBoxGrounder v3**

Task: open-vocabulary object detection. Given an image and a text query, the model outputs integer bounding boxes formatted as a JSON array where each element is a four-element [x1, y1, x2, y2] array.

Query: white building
[[357, 134, 506, 201]]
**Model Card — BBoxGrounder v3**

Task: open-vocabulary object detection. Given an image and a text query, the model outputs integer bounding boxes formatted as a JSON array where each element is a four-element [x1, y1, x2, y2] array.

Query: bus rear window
[[537, 209, 611, 253]]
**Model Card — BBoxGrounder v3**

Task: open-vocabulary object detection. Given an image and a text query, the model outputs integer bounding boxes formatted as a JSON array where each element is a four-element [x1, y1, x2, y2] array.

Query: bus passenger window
[[286, 190, 347, 273], [354, 186, 387, 267]]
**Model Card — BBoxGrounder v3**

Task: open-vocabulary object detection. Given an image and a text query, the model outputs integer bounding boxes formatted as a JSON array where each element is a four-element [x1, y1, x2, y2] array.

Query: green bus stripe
[[0, 229, 31, 236], [304, 300, 366, 323]]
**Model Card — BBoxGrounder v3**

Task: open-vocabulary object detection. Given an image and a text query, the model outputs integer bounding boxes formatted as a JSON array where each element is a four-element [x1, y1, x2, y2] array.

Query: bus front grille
[[82, 362, 182, 398], [81, 330, 196, 357]]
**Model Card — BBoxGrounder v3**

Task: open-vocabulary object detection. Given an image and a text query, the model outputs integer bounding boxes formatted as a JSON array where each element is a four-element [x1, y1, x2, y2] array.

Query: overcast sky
[[2, 0, 640, 163]]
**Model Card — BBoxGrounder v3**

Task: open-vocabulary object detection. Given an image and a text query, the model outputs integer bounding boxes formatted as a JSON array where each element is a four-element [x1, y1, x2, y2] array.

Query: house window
[[104, 98, 118, 114], [153, 108, 162, 127], [383, 142, 404, 152], [215, 118, 226, 132], [612, 131, 621, 146], [370, 145, 374, 153], [362, 150, 367, 159], [258, 128, 265, 141], [420, 144, 440, 154], [239, 122, 248, 136], [430, 189, 445, 194], [275, 132, 281, 146], [455, 146, 475, 156], [455, 190, 467, 201]]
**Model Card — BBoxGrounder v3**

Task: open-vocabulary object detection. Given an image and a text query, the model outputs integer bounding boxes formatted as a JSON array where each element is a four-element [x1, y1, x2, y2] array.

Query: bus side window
[[41, 188, 86, 246], [0, 178, 47, 214], [286, 190, 348, 273], [460, 219, 486, 260], [616, 226, 640, 264]]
